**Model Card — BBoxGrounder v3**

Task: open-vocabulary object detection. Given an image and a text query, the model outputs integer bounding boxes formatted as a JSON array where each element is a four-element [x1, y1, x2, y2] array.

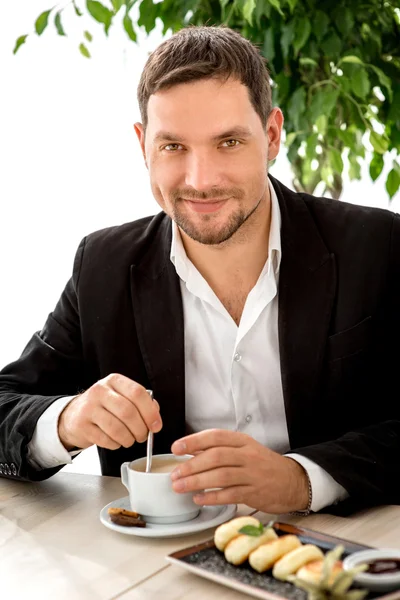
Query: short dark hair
[[137, 25, 272, 130]]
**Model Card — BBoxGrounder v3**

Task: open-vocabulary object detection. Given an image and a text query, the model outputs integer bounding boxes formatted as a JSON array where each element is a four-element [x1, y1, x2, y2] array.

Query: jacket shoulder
[[302, 192, 396, 229], [81, 212, 169, 263]]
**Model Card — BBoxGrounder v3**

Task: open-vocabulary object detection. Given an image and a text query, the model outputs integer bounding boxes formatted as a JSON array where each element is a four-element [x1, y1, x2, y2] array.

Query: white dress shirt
[[28, 180, 348, 512]]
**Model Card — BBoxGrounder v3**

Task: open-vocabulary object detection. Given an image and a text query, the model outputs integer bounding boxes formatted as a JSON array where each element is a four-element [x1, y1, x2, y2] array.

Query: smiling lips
[[183, 198, 229, 213]]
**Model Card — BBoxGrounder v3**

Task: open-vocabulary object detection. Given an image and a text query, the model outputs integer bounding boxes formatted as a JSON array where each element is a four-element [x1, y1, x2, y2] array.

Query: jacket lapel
[[130, 215, 186, 453], [270, 176, 336, 448]]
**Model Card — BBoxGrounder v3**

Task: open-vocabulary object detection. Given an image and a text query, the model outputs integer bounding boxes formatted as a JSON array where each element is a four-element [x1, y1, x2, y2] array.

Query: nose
[[184, 151, 223, 192]]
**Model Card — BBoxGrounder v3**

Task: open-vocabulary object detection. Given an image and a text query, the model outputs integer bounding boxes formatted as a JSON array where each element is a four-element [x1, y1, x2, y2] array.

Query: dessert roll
[[296, 559, 343, 586], [214, 516, 261, 551], [273, 544, 324, 580], [225, 528, 278, 565], [249, 535, 302, 573]]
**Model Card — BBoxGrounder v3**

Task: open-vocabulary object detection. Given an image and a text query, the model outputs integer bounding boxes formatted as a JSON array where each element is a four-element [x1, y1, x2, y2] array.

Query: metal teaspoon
[[145, 389, 154, 473]]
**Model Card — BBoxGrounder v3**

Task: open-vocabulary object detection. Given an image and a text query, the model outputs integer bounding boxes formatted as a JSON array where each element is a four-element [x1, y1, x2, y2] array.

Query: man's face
[[135, 77, 282, 245]]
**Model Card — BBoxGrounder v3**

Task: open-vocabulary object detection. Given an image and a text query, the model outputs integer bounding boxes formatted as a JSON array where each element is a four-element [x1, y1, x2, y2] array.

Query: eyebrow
[[153, 126, 253, 143]]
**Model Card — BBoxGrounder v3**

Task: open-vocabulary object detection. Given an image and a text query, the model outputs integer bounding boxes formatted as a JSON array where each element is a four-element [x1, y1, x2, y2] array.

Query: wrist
[[57, 397, 79, 451], [286, 458, 312, 514]]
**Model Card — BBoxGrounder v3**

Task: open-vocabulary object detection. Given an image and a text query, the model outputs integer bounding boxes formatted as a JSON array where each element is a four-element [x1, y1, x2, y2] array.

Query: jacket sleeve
[[0, 237, 87, 482], [292, 213, 400, 509]]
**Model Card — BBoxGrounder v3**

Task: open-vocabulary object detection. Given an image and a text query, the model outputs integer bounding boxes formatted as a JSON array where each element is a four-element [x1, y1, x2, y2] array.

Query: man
[[0, 26, 399, 516]]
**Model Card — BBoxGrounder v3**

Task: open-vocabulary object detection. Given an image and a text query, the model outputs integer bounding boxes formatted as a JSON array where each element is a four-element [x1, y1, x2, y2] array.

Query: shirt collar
[[170, 177, 282, 283]]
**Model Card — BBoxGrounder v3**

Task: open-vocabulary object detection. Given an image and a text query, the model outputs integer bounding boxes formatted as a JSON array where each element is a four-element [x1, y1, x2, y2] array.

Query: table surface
[[2, 472, 400, 600]]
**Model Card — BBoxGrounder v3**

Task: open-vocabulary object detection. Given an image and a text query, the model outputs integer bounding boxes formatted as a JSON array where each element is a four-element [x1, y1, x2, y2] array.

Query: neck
[[179, 187, 272, 292]]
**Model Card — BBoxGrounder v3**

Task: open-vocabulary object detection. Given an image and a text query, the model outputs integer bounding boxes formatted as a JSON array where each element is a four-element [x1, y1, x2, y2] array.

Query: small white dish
[[100, 496, 236, 538], [343, 548, 400, 592]]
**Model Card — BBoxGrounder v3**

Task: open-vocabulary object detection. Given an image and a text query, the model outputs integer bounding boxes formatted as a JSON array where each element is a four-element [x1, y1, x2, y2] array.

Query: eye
[[163, 143, 183, 151], [221, 139, 240, 148]]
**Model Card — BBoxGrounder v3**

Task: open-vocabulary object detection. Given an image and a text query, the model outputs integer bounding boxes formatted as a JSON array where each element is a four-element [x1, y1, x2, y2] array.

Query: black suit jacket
[[1, 176, 400, 510]]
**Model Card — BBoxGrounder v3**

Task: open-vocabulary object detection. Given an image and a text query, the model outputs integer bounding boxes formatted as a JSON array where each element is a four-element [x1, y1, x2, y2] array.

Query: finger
[[92, 405, 137, 448], [86, 423, 122, 451], [105, 374, 162, 433], [193, 486, 250, 506], [172, 429, 248, 455], [171, 447, 244, 480], [102, 393, 148, 443], [172, 467, 246, 494]]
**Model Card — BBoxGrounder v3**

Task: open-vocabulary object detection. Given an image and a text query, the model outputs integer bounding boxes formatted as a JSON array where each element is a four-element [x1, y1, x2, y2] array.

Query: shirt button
[[245, 414, 252, 423], [234, 352, 242, 362]]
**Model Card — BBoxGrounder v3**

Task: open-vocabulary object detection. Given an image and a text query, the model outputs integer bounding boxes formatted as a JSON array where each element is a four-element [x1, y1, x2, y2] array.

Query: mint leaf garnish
[[238, 522, 264, 536]]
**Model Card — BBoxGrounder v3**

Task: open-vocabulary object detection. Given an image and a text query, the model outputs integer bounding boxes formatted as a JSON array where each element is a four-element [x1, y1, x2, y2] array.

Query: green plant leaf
[[352, 68, 371, 99], [286, 0, 298, 13], [388, 87, 400, 123], [315, 115, 327, 135], [340, 55, 364, 65], [369, 152, 384, 181], [13, 34, 28, 54], [370, 130, 389, 154], [73, 0, 83, 16], [267, 0, 284, 17], [285, 132, 298, 147], [299, 57, 318, 67], [369, 65, 393, 102], [308, 88, 339, 122], [287, 86, 306, 131], [123, 12, 136, 41], [79, 42, 91, 58], [238, 522, 264, 536], [386, 167, 400, 199], [35, 9, 52, 35], [328, 148, 344, 175], [321, 164, 333, 186], [321, 30, 342, 57], [54, 12, 66, 36], [335, 7, 354, 36], [84, 30, 93, 41], [349, 155, 362, 180], [280, 21, 295, 60], [313, 10, 329, 42], [305, 133, 318, 160], [86, 0, 113, 34], [242, 0, 256, 25], [138, 0, 159, 34], [293, 17, 311, 56], [111, 0, 124, 11], [263, 28, 275, 64]]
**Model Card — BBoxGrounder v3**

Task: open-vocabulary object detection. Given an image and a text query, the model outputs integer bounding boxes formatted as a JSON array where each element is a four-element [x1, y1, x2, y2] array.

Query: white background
[[1, 2, 399, 472]]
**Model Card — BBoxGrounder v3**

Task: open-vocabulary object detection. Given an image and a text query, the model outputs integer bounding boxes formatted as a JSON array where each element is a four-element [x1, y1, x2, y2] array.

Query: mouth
[[182, 198, 229, 214]]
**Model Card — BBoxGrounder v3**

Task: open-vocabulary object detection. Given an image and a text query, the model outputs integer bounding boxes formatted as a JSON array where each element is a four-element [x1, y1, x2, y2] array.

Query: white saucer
[[100, 496, 236, 538]]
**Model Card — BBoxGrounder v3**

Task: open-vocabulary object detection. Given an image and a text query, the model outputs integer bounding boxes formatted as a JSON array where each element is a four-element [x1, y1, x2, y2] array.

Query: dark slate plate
[[166, 521, 400, 600]]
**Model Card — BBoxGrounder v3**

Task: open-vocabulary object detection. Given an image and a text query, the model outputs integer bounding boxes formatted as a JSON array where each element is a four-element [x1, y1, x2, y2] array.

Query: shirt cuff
[[27, 396, 82, 470], [285, 453, 349, 512]]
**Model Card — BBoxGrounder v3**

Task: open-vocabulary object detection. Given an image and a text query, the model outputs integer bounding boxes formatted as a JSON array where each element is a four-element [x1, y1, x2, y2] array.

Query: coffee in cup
[[131, 456, 183, 474], [121, 453, 200, 524]]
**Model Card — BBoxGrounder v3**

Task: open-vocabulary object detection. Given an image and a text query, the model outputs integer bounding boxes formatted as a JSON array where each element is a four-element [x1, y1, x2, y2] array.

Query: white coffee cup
[[120, 453, 200, 524]]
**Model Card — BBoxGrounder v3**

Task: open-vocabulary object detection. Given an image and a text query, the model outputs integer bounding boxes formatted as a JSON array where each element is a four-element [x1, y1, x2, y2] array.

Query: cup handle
[[121, 462, 130, 492]]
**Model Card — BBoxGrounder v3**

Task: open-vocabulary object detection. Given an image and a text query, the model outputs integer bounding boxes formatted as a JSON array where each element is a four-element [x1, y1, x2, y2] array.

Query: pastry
[[225, 527, 278, 565], [249, 535, 302, 573], [214, 516, 261, 551], [272, 544, 324, 580], [108, 507, 146, 527], [296, 559, 343, 586]]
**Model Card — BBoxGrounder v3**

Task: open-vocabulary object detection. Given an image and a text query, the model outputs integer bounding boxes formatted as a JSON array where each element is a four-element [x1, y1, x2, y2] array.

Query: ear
[[266, 108, 284, 162], [134, 122, 148, 167]]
